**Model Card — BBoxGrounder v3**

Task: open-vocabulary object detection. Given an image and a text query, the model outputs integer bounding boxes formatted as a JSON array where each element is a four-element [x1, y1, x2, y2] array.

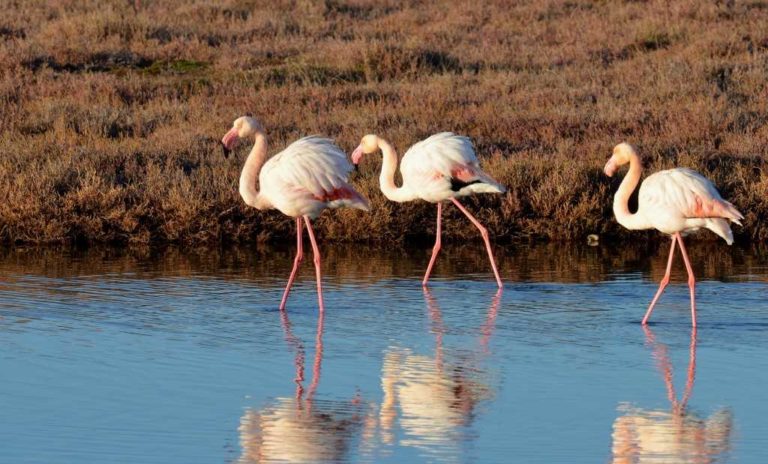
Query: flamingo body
[[398, 132, 505, 202], [636, 168, 742, 243], [256, 136, 368, 218]]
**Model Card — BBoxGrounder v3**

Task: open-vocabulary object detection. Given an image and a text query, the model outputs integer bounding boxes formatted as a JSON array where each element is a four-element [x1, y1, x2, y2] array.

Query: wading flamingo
[[604, 143, 743, 327], [351, 133, 505, 287], [221, 116, 369, 312]]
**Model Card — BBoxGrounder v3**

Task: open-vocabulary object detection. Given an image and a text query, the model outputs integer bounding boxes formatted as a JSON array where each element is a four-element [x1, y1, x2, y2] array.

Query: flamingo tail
[[704, 218, 735, 245], [452, 170, 506, 196], [716, 199, 744, 226], [323, 186, 370, 211]]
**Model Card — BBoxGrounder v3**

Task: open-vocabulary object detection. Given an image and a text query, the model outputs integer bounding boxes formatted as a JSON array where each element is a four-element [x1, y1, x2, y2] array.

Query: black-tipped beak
[[221, 141, 231, 158], [351, 145, 364, 165]]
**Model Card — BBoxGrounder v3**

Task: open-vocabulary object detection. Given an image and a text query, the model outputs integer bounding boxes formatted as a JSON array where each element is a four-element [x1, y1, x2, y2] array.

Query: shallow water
[[1, 242, 767, 463]]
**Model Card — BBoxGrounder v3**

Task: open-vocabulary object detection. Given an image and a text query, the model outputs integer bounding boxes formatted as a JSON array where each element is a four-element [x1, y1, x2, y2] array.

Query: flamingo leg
[[422, 203, 443, 286], [303, 216, 325, 312], [675, 232, 697, 328], [643, 235, 677, 325], [450, 198, 503, 288], [279, 218, 304, 311]]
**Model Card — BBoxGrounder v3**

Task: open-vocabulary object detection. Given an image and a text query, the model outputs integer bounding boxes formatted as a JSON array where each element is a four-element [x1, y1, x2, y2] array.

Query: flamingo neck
[[378, 139, 413, 202], [239, 132, 270, 209], [613, 152, 651, 230]]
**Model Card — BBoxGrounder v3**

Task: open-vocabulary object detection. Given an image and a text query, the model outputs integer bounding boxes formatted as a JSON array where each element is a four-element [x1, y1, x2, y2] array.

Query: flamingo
[[604, 142, 744, 327], [351, 133, 505, 287], [221, 116, 369, 312]]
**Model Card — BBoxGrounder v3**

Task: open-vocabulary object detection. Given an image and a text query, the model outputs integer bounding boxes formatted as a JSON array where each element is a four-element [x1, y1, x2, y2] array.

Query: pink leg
[[643, 235, 677, 325], [303, 217, 325, 312], [450, 198, 503, 288], [422, 203, 443, 286], [675, 233, 697, 328], [279, 218, 304, 311]]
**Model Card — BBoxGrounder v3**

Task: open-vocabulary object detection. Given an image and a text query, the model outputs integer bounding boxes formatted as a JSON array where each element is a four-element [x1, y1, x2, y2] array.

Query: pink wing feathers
[[399, 132, 505, 202], [639, 167, 743, 243], [639, 168, 743, 223], [261, 136, 369, 218]]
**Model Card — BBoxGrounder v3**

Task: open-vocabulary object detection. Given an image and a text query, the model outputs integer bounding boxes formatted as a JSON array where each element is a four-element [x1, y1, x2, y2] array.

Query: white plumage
[[260, 136, 369, 218], [399, 132, 506, 202], [604, 142, 745, 327], [351, 131, 506, 287], [221, 116, 369, 311], [637, 167, 743, 244]]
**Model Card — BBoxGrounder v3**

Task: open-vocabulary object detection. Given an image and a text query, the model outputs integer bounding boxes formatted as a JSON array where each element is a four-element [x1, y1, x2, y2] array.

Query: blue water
[[0, 243, 767, 463]]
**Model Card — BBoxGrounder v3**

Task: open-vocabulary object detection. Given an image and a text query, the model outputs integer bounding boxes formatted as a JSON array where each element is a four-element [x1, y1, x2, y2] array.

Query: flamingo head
[[221, 116, 263, 158], [604, 142, 636, 177], [351, 134, 380, 165]]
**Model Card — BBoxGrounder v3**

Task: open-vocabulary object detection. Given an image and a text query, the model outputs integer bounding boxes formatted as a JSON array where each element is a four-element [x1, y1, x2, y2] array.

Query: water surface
[[1, 242, 767, 463]]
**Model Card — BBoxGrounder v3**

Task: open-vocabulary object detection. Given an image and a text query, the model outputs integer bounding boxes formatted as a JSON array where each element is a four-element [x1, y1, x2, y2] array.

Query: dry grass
[[1, 0, 767, 245]]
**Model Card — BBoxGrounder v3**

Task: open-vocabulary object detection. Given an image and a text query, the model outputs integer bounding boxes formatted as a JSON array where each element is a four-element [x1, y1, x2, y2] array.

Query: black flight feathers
[[450, 177, 482, 192]]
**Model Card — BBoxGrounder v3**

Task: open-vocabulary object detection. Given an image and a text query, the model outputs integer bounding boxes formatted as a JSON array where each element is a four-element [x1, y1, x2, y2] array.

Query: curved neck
[[613, 152, 650, 230], [378, 139, 413, 202], [239, 133, 269, 209]]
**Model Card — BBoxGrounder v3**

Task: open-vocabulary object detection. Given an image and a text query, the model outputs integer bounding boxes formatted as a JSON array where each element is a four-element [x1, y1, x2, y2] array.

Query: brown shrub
[[0, 0, 767, 245]]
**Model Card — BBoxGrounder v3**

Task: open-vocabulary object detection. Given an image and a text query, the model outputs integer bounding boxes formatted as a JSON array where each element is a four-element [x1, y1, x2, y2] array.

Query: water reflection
[[1, 241, 766, 287], [1, 243, 766, 463], [238, 311, 366, 463], [374, 289, 501, 460], [611, 327, 733, 463]]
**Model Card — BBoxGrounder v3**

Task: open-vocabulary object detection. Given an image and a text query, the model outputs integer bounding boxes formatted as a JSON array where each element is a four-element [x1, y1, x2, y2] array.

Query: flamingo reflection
[[611, 327, 733, 463], [377, 288, 502, 457], [238, 311, 366, 463]]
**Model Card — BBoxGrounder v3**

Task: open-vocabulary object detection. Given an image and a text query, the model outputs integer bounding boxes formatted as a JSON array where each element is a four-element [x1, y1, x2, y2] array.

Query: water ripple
[[0, 243, 767, 463]]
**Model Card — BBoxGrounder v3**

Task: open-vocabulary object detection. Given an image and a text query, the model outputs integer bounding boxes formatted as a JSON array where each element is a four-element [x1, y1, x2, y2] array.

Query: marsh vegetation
[[1, 0, 766, 244]]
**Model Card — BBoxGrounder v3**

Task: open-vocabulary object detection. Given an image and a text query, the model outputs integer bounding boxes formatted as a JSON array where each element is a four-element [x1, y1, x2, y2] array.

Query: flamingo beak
[[221, 127, 240, 158], [351, 145, 364, 165], [604, 157, 618, 177]]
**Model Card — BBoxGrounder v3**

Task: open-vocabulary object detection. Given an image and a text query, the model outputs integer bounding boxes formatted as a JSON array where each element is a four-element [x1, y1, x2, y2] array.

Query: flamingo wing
[[261, 136, 369, 217], [400, 132, 505, 201], [639, 168, 743, 224]]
